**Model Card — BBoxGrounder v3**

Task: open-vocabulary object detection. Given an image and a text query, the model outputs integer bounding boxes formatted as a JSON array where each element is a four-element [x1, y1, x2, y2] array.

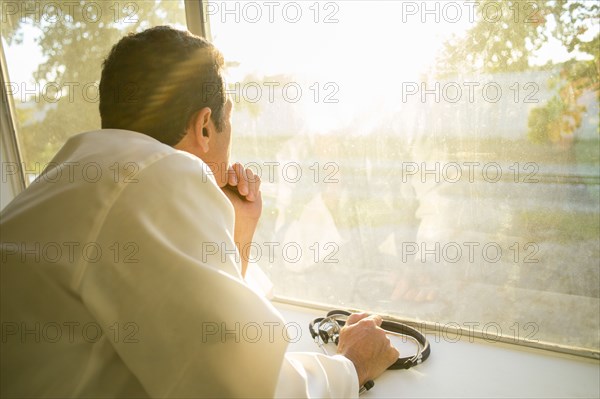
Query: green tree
[[437, 0, 599, 144], [2, 0, 187, 170]]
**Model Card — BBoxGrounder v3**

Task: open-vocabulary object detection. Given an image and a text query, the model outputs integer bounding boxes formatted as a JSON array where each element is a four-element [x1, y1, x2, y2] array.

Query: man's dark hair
[[99, 26, 226, 145]]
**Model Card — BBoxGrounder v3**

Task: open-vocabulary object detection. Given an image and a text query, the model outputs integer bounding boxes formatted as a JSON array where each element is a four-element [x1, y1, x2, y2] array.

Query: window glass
[[208, 1, 599, 354], [1, 0, 187, 183]]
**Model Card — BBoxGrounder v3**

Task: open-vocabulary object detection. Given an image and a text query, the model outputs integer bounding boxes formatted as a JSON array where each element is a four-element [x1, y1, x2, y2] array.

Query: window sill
[[273, 300, 600, 398]]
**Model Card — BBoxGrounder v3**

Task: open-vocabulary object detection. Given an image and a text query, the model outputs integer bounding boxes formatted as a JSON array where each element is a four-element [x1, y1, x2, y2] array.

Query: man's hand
[[336, 313, 400, 387], [221, 162, 262, 219], [220, 162, 262, 277]]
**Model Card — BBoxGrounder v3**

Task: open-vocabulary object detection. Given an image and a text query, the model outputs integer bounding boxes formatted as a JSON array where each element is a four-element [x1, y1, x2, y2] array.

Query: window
[[1, 0, 188, 182], [2, 0, 598, 357], [208, 1, 599, 356]]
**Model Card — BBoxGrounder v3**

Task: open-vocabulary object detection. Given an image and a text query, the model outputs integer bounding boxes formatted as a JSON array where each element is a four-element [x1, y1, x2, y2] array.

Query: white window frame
[[0, 41, 26, 200]]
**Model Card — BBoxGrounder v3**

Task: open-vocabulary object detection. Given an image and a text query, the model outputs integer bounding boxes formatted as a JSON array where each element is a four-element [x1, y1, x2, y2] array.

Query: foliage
[[438, 0, 599, 143], [3, 0, 187, 167]]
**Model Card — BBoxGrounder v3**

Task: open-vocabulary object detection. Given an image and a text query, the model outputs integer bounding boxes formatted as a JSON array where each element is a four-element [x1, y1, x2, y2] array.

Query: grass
[[517, 209, 600, 244]]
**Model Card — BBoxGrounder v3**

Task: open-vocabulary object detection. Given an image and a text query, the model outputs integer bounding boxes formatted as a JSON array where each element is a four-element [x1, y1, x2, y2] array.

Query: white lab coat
[[0, 129, 358, 398]]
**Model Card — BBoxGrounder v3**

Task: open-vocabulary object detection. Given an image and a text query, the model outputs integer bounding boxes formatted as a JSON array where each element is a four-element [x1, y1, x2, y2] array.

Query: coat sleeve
[[76, 152, 358, 398], [276, 353, 359, 398], [77, 152, 288, 398]]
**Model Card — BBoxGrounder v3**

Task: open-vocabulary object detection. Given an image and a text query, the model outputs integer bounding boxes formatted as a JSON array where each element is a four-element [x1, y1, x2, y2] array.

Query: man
[[0, 26, 398, 397]]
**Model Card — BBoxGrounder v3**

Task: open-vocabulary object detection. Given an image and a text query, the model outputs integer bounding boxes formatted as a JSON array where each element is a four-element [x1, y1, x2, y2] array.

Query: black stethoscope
[[309, 310, 431, 394]]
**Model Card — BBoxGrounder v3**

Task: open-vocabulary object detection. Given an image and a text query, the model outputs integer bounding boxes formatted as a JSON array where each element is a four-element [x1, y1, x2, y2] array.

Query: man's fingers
[[246, 168, 256, 201], [368, 314, 383, 327], [227, 165, 238, 186], [337, 313, 403, 385], [346, 312, 370, 325], [234, 163, 249, 196], [253, 171, 261, 197], [226, 162, 262, 201]]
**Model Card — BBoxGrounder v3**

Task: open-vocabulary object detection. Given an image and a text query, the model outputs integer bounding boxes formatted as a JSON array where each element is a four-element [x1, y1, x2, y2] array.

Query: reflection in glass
[[211, 1, 599, 353]]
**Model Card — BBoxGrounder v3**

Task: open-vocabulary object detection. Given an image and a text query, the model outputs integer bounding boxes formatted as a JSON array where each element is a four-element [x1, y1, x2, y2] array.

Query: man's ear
[[188, 107, 213, 153]]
